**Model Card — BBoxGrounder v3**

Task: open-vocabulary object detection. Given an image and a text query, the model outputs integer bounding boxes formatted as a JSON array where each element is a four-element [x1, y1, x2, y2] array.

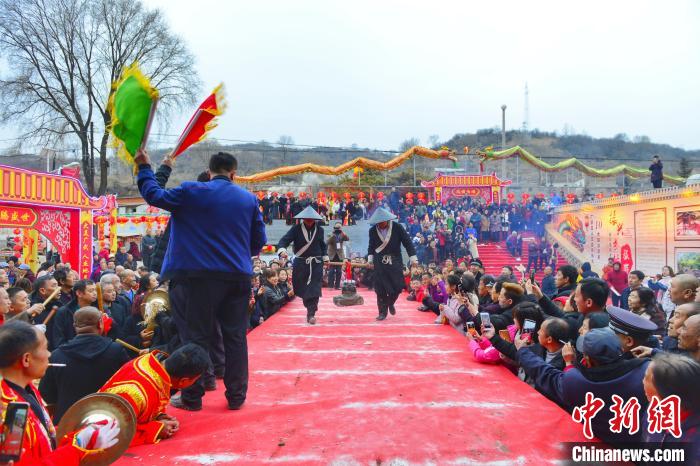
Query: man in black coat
[[52, 280, 97, 348], [39, 307, 130, 424], [277, 206, 329, 324], [367, 208, 417, 321]]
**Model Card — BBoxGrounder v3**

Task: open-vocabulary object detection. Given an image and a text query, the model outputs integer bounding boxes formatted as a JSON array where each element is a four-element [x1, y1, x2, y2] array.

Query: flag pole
[[140, 98, 159, 150], [171, 109, 203, 158]]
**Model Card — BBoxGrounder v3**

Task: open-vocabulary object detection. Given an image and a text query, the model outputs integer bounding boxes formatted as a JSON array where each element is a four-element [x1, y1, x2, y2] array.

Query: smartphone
[[522, 318, 536, 334], [0, 402, 29, 463], [480, 312, 491, 328], [521, 318, 536, 343], [529, 270, 536, 284], [499, 329, 511, 342], [466, 321, 479, 337]]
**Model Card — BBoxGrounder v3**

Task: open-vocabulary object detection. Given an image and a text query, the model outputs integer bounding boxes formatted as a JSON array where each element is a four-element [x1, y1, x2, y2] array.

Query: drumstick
[[42, 306, 58, 325], [96, 283, 104, 313], [327, 261, 371, 268], [42, 288, 61, 307], [116, 339, 141, 353]]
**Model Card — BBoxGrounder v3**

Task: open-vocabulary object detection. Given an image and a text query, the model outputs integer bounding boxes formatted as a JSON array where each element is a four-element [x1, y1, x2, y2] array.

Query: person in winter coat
[[39, 307, 130, 424], [421, 274, 448, 315], [606, 262, 628, 307], [649, 155, 664, 189], [642, 353, 700, 464], [439, 274, 478, 333], [261, 269, 293, 319], [627, 287, 667, 337]]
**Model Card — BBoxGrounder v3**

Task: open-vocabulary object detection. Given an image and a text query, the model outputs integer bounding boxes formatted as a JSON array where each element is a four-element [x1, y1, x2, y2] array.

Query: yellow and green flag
[[108, 63, 159, 170]]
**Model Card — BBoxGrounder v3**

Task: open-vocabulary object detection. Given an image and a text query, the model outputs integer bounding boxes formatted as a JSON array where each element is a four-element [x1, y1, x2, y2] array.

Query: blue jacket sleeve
[[250, 200, 266, 256], [517, 347, 566, 407], [647, 281, 667, 292], [137, 165, 186, 212]]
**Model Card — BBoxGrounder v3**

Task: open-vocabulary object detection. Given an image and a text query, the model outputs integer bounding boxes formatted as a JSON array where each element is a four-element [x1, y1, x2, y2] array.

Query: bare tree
[[277, 135, 294, 146], [399, 137, 420, 152], [0, 0, 200, 195], [427, 134, 440, 149]]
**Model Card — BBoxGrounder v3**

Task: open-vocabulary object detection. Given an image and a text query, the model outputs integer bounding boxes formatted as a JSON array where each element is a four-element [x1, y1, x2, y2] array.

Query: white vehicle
[[686, 173, 700, 186]]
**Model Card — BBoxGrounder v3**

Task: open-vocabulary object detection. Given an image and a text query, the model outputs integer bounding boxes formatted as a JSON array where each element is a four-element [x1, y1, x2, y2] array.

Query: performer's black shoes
[[376, 313, 387, 321], [170, 394, 202, 412], [389, 304, 396, 315], [228, 401, 244, 410], [308, 316, 317, 325]]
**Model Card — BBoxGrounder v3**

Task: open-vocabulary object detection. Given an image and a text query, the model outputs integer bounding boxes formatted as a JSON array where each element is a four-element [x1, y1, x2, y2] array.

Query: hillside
[[1, 130, 697, 197]]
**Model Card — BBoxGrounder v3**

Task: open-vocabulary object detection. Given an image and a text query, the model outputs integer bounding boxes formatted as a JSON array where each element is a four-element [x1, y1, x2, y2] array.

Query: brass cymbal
[[56, 392, 136, 465]]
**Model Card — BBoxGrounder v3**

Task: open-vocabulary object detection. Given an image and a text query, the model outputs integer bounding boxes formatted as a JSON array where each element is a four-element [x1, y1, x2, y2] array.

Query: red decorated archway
[[0, 165, 108, 278], [421, 172, 511, 205]]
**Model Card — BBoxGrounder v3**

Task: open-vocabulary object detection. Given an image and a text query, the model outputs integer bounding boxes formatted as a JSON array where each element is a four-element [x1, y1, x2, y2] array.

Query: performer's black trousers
[[376, 289, 400, 317], [303, 297, 319, 319], [170, 277, 250, 408]]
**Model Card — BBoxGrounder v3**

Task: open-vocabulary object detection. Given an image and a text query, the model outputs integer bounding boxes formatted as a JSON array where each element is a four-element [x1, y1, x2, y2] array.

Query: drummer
[[276, 206, 329, 324]]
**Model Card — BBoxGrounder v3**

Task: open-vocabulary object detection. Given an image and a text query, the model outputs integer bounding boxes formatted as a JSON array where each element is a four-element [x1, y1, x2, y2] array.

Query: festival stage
[[116, 290, 586, 465]]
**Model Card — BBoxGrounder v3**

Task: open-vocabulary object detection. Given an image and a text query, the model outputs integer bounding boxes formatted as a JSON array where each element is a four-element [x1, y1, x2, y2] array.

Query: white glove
[[75, 419, 120, 450], [34, 324, 47, 333]]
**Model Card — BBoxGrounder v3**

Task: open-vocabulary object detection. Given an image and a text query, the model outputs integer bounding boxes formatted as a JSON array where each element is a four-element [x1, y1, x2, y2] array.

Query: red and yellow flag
[[172, 84, 226, 158]]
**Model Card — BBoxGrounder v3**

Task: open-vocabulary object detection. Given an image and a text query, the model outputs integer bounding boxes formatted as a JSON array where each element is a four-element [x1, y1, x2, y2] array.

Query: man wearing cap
[[607, 306, 658, 356], [277, 206, 329, 325], [517, 328, 650, 446], [367, 207, 417, 321], [468, 259, 483, 284]]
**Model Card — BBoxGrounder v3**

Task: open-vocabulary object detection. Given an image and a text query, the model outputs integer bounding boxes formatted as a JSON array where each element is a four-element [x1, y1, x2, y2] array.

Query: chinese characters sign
[[573, 392, 681, 440], [0, 206, 38, 227], [79, 211, 93, 279]]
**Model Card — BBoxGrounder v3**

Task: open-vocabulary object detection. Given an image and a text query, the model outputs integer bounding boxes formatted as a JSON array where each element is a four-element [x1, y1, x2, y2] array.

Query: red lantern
[[405, 198, 414, 205], [611, 192, 619, 197], [343, 192, 351, 200], [377, 192, 384, 200], [406, 192, 414, 199], [286, 191, 294, 198], [595, 193, 604, 199], [14, 236, 21, 243], [331, 192, 338, 200], [566, 193, 576, 199], [12, 228, 21, 235], [117, 217, 129, 224], [507, 192, 515, 199], [271, 192, 278, 197], [521, 193, 530, 200], [417, 192, 426, 200], [536, 192, 545, 199], [256, 191, 265, 200], [358, 192, 366, 200], [13, 244, 21, 252]]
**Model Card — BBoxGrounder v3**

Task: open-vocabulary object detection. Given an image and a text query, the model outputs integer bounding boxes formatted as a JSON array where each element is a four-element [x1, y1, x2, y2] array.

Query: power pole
[[501, 105, 507, 180]]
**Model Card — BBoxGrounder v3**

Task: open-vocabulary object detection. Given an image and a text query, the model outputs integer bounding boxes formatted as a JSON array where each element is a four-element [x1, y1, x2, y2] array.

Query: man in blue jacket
[[137, 150, 266, 411], [517, 328, 650, 446]]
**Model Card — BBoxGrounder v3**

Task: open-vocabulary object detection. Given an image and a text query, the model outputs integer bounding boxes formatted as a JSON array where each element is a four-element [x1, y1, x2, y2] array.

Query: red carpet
[[116, 288, 585, 465], [477, 237, 567, 282]]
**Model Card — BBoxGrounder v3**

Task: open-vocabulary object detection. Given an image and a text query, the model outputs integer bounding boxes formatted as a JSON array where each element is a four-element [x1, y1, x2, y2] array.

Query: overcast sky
[[3, 0, 699, 153]]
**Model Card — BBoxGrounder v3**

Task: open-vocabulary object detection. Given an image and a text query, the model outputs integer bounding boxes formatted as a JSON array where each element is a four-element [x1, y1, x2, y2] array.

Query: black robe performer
[[277, 206, 329, 324], [367, 208, 417, 321]]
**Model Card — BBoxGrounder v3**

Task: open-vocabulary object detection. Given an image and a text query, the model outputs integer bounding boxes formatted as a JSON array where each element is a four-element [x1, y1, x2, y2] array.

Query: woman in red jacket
[[606, 261, 628, 307]]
